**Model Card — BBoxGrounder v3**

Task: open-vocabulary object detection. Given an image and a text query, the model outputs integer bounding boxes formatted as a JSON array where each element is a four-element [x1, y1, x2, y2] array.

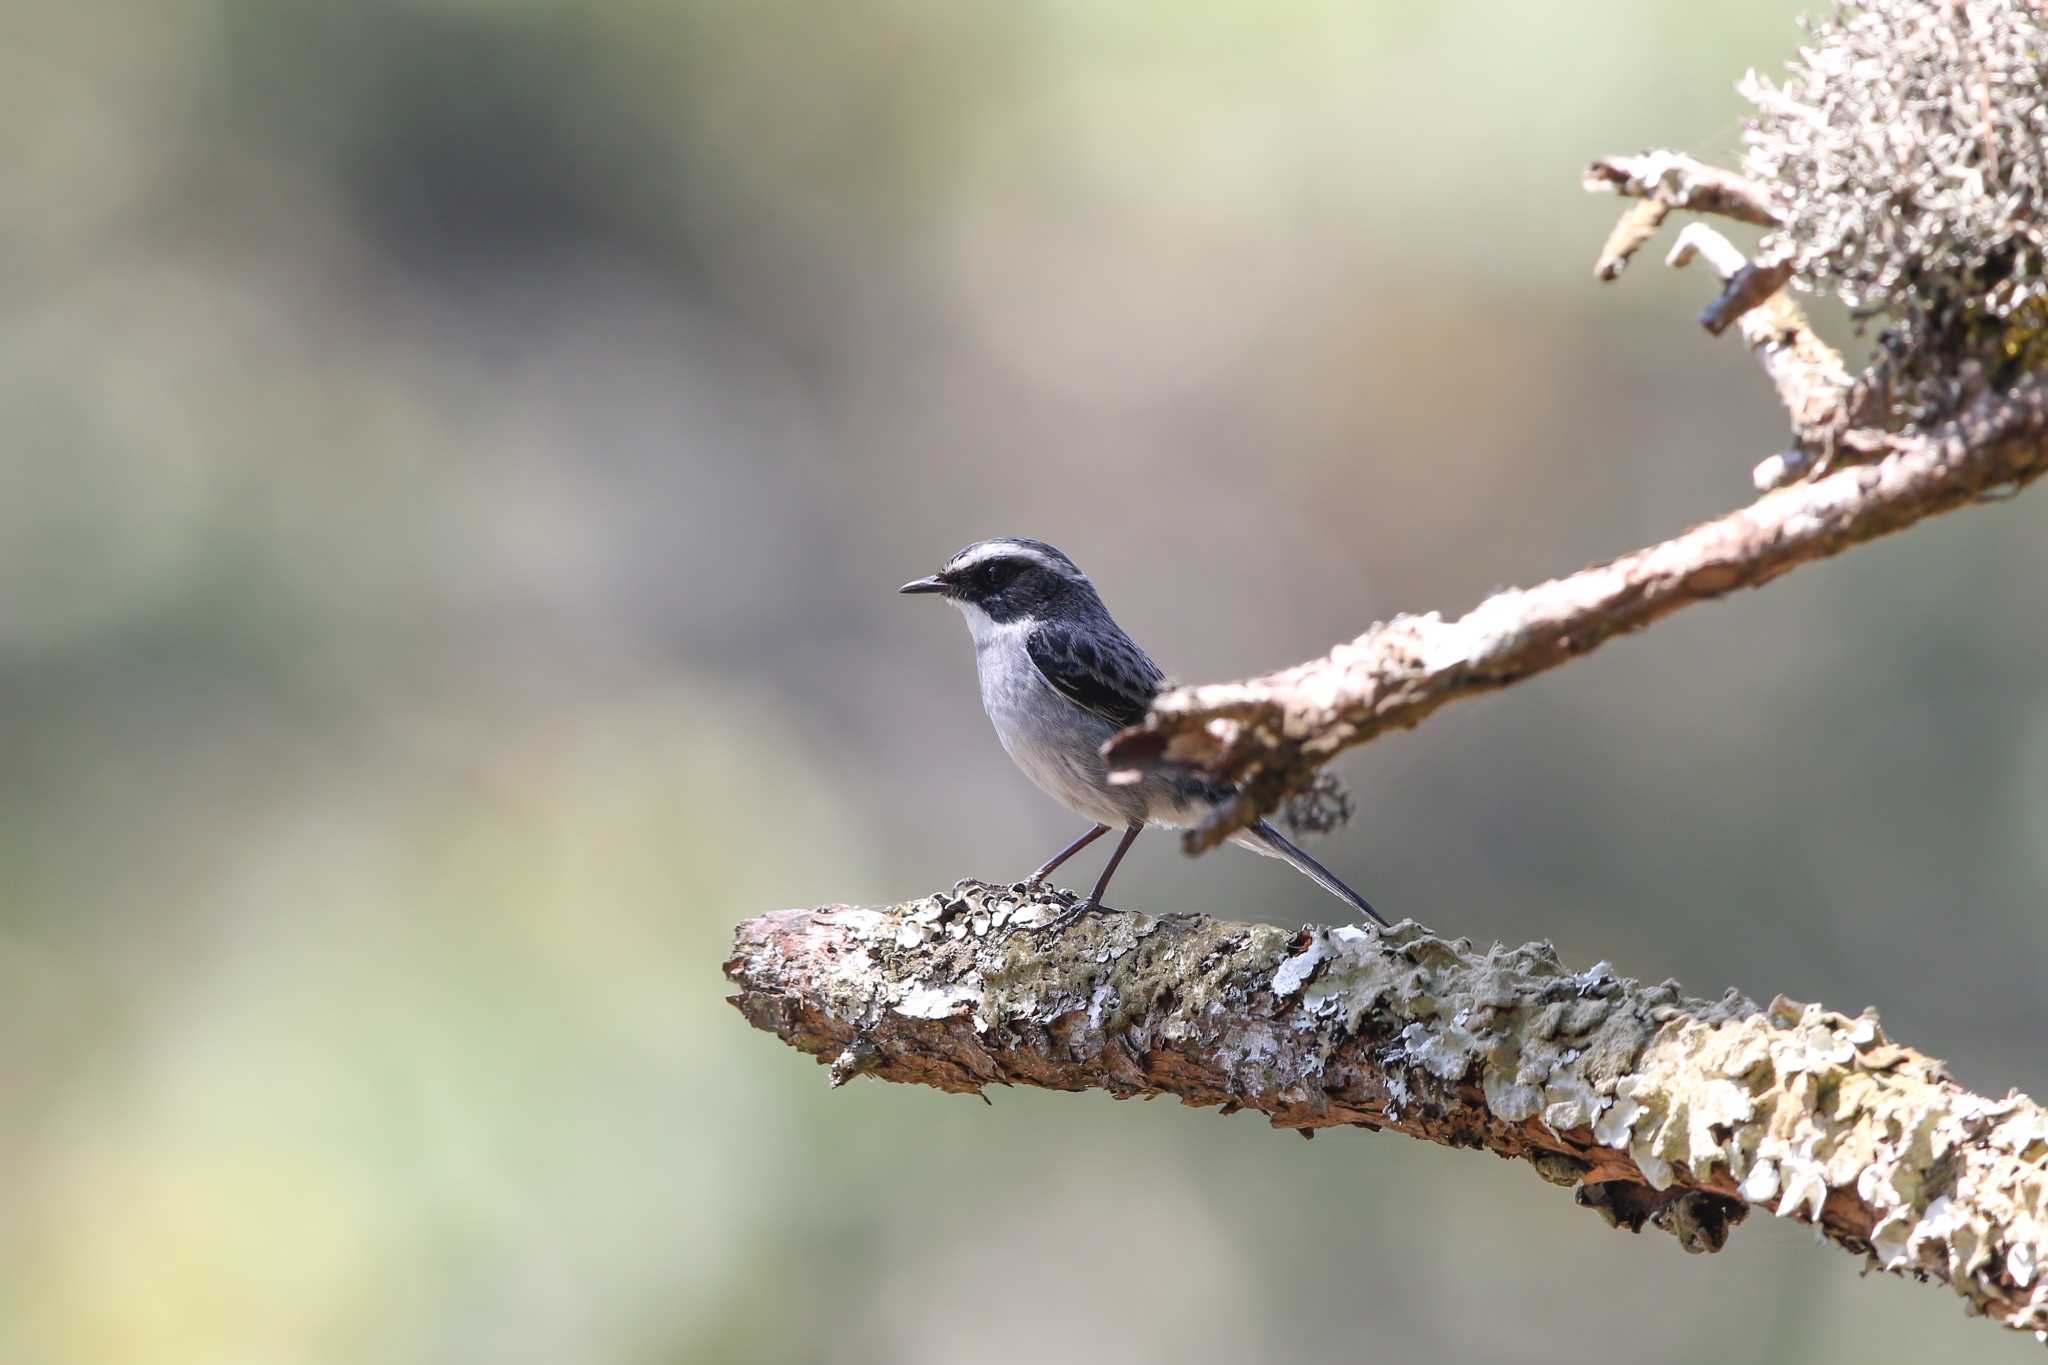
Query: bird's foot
[[1040, 897, 1112, 934], [1015, 877, 1076, 911]]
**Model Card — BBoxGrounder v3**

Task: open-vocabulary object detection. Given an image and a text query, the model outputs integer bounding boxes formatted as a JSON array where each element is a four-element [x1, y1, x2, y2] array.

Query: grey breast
[[975, 630, 1149, 827]]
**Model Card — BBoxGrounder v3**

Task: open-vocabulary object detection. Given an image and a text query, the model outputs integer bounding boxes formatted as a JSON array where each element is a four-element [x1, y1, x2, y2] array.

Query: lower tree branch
[[1103, 373, 2048, 852], [727, 884, 2048, 1334]]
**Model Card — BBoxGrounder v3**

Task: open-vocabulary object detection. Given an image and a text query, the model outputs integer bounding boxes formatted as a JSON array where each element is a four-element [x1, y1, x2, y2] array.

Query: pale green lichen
[[1529, 1151, 1591, 1188], [731, 888, 2048, 1334], [1276, 922, 1749, 1138], [1742, 0, 2048, 418], [1597, 996, 2048, 1327]]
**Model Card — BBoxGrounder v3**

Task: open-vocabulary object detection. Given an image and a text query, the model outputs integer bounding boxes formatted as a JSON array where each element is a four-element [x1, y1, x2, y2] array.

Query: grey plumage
[[900, 537, 1385, 925]]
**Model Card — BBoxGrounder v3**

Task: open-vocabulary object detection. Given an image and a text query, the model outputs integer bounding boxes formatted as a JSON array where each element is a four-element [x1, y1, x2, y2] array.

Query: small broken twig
[[1583, 149, 1784, 280], [1664, 223, 1857, 472]]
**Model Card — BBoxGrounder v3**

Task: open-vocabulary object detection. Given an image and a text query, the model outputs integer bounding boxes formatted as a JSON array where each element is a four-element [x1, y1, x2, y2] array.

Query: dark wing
[[1025, 623, 1164, 729]]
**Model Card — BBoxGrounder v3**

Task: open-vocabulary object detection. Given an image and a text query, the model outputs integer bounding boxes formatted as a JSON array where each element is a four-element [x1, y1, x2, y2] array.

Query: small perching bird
[[900, 537, 1386, 926]]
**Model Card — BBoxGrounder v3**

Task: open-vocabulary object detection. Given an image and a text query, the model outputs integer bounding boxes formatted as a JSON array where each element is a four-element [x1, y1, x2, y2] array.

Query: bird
[[899, 537, 1386, 927]]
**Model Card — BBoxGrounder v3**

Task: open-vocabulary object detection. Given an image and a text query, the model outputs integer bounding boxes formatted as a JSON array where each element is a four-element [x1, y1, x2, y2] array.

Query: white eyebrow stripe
[[945, 541, 1072, 576]]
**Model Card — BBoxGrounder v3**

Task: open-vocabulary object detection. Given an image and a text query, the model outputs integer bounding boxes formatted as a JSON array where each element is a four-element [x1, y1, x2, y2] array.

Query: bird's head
[[898, 537, 1095, 626]]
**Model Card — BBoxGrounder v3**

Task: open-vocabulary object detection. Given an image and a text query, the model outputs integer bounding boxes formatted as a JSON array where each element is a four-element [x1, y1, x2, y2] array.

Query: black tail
[[1245, 819, 1389, 927]]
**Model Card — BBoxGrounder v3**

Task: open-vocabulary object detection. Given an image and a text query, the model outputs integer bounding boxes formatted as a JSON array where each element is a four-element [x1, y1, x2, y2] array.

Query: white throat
[[954, 598, 1023, 650]]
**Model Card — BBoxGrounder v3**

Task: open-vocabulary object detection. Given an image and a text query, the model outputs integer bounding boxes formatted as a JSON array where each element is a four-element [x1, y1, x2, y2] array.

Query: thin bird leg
[[1024, 823, 1110, 888], [1081, 825, 1143, 910], [1043, 824, 1145, 932]]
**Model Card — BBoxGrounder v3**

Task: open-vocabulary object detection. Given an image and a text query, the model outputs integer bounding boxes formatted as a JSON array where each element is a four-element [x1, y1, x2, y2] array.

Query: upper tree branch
[[1106, 350, 2048, 856], [1102, 150, 2048, 852], [727, 884, 2048, 1335]]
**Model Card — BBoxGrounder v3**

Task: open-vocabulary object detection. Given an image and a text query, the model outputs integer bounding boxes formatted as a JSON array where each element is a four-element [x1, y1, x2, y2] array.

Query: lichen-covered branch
[[1103, 372, 2048, 853], [1739, 0, 2048, 421], [1108, 48, 2048, 841], [726, 883, 2048, 1335]]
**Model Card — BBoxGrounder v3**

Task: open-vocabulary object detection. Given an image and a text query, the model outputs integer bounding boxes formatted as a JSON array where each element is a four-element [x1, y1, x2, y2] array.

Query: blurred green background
[[7, 2, 2046, 1361]]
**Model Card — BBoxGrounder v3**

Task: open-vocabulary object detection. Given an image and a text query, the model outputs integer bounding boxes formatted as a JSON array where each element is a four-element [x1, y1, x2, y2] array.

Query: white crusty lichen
[[1595, 995, 2048, 1329], [731, 886, 2048, 1333], [1274, 923, 1744, 1140]]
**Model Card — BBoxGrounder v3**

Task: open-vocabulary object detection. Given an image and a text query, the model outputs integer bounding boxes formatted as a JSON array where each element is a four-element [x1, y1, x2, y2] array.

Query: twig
[[1583, 150, 1784, 280], [1590, 165, 1896, 483], [1583, 150, 1785, 227], [1104, 375, 2048, 852], [1593, 198, 1671, 281], [1664, 224, 1856, 471], [727, 884, 2048, 1335], [1694, 253, 1798, 338]]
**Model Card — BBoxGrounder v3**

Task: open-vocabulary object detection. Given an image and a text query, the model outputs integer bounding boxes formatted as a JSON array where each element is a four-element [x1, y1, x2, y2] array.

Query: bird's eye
[[977, 562, 1009, 590]]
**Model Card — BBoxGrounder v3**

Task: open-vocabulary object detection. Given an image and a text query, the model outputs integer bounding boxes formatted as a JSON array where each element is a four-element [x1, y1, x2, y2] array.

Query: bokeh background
[[8, 2, 2047, 1361]]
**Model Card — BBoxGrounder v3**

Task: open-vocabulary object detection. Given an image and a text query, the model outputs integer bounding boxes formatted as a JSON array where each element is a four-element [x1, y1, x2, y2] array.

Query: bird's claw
[[1019, 877, 1079, 907], [1041, 898, 1110, 933]]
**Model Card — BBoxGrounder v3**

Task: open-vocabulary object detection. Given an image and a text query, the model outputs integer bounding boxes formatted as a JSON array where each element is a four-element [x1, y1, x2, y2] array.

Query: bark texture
[[1103, 373, 2048, 853], [1097, 147, 2047, 852], [727, 882, 2048, 1336]]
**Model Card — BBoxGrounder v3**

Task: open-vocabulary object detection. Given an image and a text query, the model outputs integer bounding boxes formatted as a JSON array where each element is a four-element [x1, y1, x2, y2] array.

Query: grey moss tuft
[[1278, 768, 1353, 837], [1741, 0, 2048, 418]]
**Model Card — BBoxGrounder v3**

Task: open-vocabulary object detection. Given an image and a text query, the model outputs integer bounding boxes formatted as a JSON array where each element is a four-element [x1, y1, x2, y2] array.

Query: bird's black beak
[[897, 575, 947, 596]]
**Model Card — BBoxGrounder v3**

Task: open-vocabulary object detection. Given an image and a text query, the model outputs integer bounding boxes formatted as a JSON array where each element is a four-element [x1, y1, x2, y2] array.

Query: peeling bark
[[727, 883, 2048, 1336], [1103, 373, 2048, 853]]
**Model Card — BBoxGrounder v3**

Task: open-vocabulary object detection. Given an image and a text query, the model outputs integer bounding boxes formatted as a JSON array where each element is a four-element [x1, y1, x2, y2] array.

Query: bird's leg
[[1082, 824, 1143, 910], [1023, 823, 1110, 891], [1044, 824, 1143, 932]]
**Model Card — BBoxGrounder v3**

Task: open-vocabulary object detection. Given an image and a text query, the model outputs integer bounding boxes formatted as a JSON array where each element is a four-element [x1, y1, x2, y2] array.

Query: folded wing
[[1025, 624, 1163, 730]]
